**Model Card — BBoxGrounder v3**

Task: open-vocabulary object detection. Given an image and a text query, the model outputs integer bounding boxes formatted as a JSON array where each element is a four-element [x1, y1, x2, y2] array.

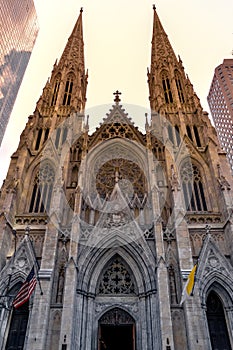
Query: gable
[[88, 104, 146, 149]]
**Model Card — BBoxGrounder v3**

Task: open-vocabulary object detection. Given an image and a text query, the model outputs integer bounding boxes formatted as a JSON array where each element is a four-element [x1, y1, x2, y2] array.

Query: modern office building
[[0, 6, 233, 350], [207, 59, 233, 173], [0, 0, 39, 145]]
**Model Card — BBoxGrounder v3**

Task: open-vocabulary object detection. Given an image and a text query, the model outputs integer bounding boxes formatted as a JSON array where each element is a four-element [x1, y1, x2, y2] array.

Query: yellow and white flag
[[180, 264, 197, 305]]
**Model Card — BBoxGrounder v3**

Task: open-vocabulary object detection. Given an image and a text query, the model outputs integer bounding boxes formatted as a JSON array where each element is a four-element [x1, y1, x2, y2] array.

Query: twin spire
[[39, 6, 198, 114]]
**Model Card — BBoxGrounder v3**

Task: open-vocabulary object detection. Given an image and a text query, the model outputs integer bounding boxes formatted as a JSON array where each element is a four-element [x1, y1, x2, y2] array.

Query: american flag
[[13, 267, 37, 309]]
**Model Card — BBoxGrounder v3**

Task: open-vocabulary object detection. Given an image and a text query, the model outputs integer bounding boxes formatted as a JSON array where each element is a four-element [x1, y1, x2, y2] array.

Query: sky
[[0, 0, 232, 186]]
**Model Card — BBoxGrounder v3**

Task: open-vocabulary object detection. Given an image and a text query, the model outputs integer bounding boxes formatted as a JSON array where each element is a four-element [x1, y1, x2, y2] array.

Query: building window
[[35, 128, 43, 151], [193, 125, 201, 147], [168, 124, 174, 143], [161, 72, 173, 103], [175, 72, 185, 103], [51, 77, 60, 106], [186, 125, 193, 141], [98, 255, 136, 295], [62, 77, 73, 106], [5, 284, 29, 350], [175, 125, 181, 146], [206, 291, 231, 350], [35, 128, 50, 151], [55, 127, 68, 149], [29, 164, 55, 213], [181, 161, 207, 212]]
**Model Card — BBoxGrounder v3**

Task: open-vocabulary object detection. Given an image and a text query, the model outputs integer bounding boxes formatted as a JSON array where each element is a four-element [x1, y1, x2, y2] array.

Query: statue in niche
[[168, 265, 178, 304], [56, 266, 65, 304]]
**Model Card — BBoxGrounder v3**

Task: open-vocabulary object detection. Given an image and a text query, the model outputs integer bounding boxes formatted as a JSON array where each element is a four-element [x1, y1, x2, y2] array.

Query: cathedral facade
[[0, 7, 233, 350]]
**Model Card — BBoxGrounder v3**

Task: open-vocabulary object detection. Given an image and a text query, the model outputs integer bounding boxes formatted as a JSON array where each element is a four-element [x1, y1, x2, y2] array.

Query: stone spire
[[58, 7, 85, 71], [150, 5, 178, 73], [36, 8, 88, 115], [148, 5, 202, 115]]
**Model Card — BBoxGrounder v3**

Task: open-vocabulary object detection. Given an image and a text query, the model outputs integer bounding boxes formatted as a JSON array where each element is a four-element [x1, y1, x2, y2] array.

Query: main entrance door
[[98, 308, 135, 350]]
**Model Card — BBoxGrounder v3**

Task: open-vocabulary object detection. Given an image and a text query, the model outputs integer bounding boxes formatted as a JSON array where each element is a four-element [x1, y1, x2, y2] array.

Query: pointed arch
[[206, 290, 232, 350], [51, 73, 61, 106], [186, 125, 193, 141], [97, 254, 137, 295], [174, 125, 181, 146], [29, 163, 55, 213], [180, 160, 207, 212], [161, 70, 173, 104], [63, 73, 75, 106], [6, 302, 29, 350], [77, 239, 156, 296], [193, 125, 201, 147], [174, 70, 185, 103]]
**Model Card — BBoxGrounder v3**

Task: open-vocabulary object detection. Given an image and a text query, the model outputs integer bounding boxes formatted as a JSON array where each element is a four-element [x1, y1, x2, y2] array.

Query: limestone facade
[[0, 7, 233, 350]]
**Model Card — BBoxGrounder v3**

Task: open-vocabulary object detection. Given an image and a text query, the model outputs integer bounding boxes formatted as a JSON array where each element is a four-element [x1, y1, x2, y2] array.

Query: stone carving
[[98, 256, 136, 295], [217, 164, 231, 191], [171, 165, 180, 191], [99, 308, 135, 325]]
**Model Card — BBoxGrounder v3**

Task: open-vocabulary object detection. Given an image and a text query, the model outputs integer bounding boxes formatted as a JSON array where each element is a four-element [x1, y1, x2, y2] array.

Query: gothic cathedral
[[0, 7, 233, 350]]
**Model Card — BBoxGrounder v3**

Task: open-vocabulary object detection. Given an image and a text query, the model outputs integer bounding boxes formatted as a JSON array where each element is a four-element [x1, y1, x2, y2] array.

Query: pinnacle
[[151, 7, 178, 65]]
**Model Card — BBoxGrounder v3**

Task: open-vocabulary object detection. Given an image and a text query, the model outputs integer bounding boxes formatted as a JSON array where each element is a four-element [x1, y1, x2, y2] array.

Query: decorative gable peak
[[88, 91, 146, 149]]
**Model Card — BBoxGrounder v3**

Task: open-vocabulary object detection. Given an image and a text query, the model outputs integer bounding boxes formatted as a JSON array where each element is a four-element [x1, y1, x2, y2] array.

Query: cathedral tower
[[0, 6, 233, 350]]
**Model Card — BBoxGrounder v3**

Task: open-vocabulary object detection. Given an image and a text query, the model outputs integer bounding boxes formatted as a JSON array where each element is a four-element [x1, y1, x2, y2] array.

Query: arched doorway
[[206, 291, 231, 350], [5, 300, 29, 350], [98, 308, 136, 350]]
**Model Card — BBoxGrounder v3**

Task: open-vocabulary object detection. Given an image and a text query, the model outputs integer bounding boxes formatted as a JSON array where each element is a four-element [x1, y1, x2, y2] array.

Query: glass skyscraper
[[208, 59, 233, 173], [0, 0, 39, 145]]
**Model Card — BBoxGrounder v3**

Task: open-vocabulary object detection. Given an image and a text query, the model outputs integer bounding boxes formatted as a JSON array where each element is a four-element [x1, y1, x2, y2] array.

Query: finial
[[153, 4, 156, 10], [25, 226, 30, 236], [205, 224, 211, 235], [113, 90, 122, 104], [80, 7, 83, 13]]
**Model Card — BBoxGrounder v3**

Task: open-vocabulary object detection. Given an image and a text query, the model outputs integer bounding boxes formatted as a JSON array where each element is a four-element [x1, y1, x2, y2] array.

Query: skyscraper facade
[[0, 0, 39, 145], [0, 7, 233, 350], [207, 59, 233, 173]]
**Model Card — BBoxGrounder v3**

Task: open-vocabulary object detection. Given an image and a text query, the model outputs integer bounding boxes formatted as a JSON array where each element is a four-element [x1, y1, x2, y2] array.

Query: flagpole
[[25, 226, 43, 296]]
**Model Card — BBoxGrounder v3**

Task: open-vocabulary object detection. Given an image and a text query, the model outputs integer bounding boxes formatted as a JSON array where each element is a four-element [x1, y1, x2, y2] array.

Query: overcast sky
[[0, 0, 232, 186]]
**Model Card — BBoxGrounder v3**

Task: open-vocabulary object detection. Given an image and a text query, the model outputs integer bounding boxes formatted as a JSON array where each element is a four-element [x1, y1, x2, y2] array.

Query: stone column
[[26, 220, 59, 350], [170, 169, 208, 349], [148, 149, 175, 350], [59, 187, 82, 349]]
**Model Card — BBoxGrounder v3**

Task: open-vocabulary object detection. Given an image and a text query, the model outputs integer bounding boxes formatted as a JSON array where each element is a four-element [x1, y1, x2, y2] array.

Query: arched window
[[35, 128, 50, 151], [175, 71, 185, 103], [206, 291, 231, 350], [193, 125, 201, 147], [97, 255, 136, 295], [29, 164, 55, 213], [161, 72, 173, 104], [55, 128, 61, 149], [168, 124, 174, 144], [63, 77, 73, 106], [181, 161, 207, 211], [55, 127, 68, 149], [175, 125, 181, 146], [44, 128, 49, 143], [186, 125, 193, 141], [35, 128, 43, 151], [51, 75, 61, 106]]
